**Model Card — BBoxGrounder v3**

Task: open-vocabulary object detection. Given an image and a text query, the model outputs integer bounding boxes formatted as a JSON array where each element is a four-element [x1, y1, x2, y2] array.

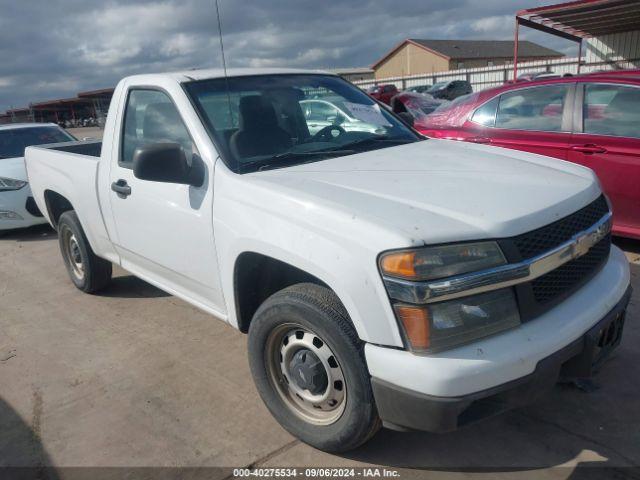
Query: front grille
[[503, 196, 611, 318], [531, 234, 611, 304], [512, 195, 609, 259]]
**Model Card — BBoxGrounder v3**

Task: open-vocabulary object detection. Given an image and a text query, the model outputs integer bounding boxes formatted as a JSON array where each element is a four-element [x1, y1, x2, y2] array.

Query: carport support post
[[513, 18, 520, 81], [577, 39, 583, 74]]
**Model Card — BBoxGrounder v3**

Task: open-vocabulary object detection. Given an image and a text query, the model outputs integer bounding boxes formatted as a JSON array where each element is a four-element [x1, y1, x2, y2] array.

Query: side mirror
[[133, 142, 203, 187], [397, 111, 414, 128]]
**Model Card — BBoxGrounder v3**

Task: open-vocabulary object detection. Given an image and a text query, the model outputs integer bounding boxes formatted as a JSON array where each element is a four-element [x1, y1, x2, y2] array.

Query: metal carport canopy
[[513, 0, 640, 78], [517, 0, 640, 38]]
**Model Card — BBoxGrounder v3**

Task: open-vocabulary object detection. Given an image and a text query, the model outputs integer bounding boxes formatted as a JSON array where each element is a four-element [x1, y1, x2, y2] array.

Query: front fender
[[213, 167, 406, 347], [220, 234, 403, 347]]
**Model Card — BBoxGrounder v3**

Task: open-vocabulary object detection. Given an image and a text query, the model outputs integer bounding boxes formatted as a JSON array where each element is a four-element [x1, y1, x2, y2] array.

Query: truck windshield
[[184, 74, 421, 173], [0, 126, 73, 159]]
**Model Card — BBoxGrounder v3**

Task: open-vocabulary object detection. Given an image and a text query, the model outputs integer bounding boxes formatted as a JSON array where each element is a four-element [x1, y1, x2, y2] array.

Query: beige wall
[[449, 56, 561, 70], [341, 72, 375, 82], [374, 43, 449, 79], [448, 58, 508, 69], [375, 43, 563, 79]]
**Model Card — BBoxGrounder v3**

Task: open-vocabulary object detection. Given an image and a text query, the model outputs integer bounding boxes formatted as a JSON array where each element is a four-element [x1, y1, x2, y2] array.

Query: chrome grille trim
[[383, 212, 612, 304]]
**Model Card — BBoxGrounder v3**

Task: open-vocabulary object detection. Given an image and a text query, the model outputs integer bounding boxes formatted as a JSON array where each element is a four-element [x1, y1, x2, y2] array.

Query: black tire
[[57, 211, 112, 293], [248, 283, 381, 452]]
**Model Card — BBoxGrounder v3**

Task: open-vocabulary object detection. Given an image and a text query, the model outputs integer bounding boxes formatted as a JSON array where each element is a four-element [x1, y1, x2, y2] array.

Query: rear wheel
[[248, 283, 380, 452], [58, 211, 112, 293]]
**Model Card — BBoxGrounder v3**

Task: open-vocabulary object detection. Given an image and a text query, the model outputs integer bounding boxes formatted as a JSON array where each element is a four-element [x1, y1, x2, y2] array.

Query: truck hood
[[0, 157, 27, 182], [251, 139, 601, 244]]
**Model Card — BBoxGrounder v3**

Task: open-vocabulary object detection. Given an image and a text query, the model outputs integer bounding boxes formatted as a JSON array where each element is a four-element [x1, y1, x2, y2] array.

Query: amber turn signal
[[380, 251, 417, 279], [394, 305, 430, 350]]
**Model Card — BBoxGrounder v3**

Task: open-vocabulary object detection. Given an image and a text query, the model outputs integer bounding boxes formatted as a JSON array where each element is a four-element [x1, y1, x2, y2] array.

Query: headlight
[[380, 241, 506, 281], [394, 288, 520, 353], [0, 177, 27, 191]]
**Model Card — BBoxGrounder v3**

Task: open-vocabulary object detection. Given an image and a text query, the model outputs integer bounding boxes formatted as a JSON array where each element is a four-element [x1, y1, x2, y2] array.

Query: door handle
[[111, 179, 131, 197], [570, 144, 607, 154], [467, 137, 491, 144]]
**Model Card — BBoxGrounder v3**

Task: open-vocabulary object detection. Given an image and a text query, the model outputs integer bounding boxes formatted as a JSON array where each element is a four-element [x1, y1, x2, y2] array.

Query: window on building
[[457, 62, 465, 69], [487, 61, 495, 67]]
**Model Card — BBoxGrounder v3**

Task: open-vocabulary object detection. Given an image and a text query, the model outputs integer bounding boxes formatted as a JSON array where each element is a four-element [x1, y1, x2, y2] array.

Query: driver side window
[[120, 89, 193, 167]]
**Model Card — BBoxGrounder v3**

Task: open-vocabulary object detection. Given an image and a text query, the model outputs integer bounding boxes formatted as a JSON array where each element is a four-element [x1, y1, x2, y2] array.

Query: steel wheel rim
[[61, 227, 84, 280], [266, 323, 346, 426]]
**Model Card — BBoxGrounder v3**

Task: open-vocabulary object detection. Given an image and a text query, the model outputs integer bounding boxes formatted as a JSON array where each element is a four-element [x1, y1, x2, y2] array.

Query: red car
[[418, 71, 640, 240], [366, 84, 398, 105]]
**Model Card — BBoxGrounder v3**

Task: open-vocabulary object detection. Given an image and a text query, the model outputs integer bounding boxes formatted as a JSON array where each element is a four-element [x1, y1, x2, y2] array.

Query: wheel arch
[[43, 189, 75, 229], [233, 251, 337, 334]]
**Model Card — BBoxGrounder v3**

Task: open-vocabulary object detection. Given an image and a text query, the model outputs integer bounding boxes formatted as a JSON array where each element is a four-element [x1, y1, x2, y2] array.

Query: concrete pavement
[[1, 225, 638, 479]]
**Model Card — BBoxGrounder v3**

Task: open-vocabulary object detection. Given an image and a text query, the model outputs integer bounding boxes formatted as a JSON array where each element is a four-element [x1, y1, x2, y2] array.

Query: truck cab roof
[[125, 67, 333, 85]]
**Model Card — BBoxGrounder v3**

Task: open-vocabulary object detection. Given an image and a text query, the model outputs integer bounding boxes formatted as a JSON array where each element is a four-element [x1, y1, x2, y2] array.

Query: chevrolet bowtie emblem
[[570, 217, 610, 260]]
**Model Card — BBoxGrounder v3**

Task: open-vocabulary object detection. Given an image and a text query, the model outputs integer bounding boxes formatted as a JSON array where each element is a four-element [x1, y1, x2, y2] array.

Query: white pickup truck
[[25, 68, 631, 452]]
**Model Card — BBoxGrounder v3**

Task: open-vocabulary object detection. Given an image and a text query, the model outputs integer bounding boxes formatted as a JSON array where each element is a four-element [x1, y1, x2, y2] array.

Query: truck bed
[[24, 140, 115, 259], [46, 140, 102, 157]]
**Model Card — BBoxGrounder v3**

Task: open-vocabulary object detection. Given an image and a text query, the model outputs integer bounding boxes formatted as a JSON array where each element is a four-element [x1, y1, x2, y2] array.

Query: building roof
[[517, 0, 640, 39], [410, 39, 564, 60], [78, 88, 115, 98], [6, 107, 31, 114], [372, 38, 563, 69], [31, 97, 91, 109]]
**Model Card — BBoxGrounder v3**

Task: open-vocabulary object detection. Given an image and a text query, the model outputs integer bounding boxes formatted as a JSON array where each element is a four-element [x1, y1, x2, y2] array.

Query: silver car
[[300, 98, 384, 136]]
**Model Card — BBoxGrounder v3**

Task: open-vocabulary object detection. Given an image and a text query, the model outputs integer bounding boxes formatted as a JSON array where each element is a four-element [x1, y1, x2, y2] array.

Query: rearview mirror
[[133, 143, 203, 187]]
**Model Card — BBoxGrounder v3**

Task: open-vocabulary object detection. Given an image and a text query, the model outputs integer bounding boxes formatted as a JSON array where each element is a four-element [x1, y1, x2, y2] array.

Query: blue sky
[[0, 0, 578, 111]]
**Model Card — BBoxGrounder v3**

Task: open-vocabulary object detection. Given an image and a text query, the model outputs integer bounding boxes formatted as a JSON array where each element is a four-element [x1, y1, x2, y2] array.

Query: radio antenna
[[214, 0, 235, 146], [214, 0, 229, 79]]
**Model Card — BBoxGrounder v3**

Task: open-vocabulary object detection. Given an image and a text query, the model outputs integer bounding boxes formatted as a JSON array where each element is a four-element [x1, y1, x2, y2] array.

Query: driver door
[[108, 87, 225, 312]]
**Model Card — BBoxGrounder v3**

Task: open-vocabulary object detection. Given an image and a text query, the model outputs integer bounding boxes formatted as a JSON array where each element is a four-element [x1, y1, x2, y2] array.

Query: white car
[[0, 123, 74, 231], [25, 69, 631, 452]]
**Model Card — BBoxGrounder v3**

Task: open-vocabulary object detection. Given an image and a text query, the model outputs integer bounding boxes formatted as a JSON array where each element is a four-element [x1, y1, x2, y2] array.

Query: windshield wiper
[[240, 149, 356, 173], [338, 136, 417, 152]]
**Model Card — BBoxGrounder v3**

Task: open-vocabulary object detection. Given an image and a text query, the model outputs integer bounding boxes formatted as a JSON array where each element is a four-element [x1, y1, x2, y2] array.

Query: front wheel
[[248, 283, 380, 452], [58, 211, 112, 293]]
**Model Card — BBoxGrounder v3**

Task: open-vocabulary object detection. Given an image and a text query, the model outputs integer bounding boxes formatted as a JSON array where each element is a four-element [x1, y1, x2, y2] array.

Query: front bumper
[[0, 185, 46, 231], [372, 285, 631, 433]]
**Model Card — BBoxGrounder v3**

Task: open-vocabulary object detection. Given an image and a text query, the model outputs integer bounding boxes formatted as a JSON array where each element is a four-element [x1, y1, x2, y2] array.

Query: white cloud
[[160, 33, 203, 57], [77, 43, 143, 67], [471, 15, 513, 35]]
